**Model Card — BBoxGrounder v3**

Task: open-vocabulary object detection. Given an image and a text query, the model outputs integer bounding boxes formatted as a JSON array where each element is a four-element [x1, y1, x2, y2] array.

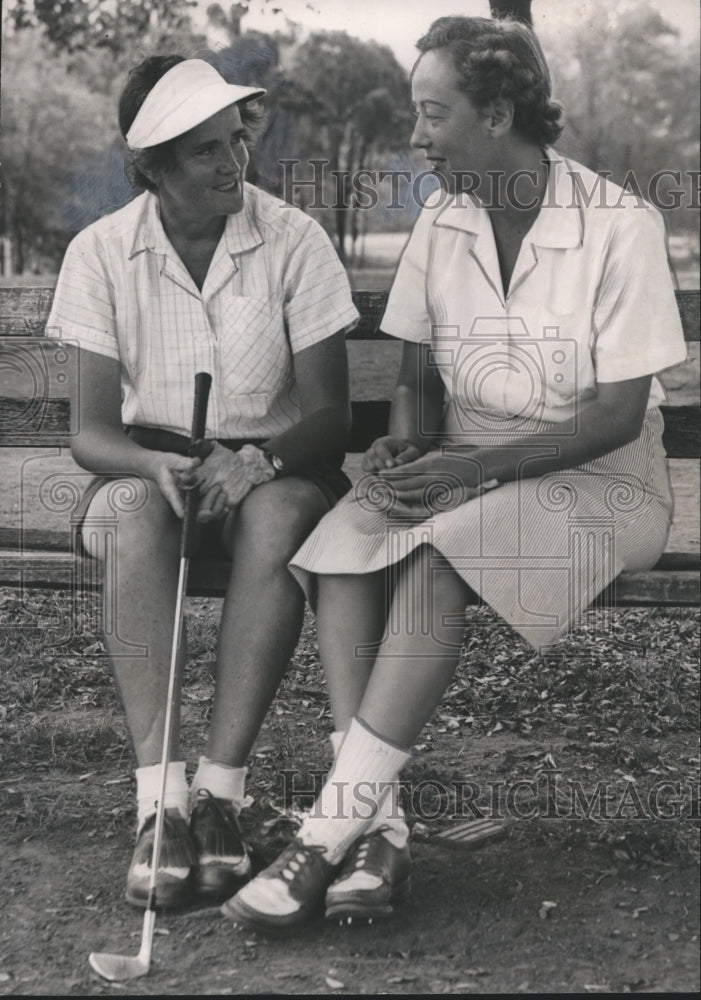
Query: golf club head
[[430, 817, 509, 850], [89, 908, 155, 981], [89, 949, 150, 981]]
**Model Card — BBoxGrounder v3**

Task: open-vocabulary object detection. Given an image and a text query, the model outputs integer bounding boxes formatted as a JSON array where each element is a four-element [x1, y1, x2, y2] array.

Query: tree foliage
[[0, 28, 118, 272], [490, 0, 532, 25], [6, 0, 201, 55], [0, 0, 697, 275], [549, 3, 699, 234], [284, 31, 411, 262]]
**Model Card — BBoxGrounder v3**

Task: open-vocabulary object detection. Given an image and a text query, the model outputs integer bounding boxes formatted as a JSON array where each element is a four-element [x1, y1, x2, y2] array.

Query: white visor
[[126, 59, 266, 150]]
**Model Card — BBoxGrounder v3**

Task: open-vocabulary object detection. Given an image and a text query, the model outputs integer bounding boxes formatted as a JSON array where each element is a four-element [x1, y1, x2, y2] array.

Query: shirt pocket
[[218, 295, 290, 397], [533, 305, 596, 406], [223, 391, 277, 423]]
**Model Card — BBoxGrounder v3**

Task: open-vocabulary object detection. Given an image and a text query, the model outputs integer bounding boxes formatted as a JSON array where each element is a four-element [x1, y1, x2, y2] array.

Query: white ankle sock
[[135, 761, 189, 831], [329, 730, 409, 850], [190, 756, 247, 811], [299, 718, 411, 864]]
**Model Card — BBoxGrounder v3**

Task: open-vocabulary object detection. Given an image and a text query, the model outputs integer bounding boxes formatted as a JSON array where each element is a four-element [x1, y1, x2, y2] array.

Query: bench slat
[[0, 286, 698, 340], [1, 526, 698, 573], [1, 549, 697, 606], [0, 397, 698, 458]]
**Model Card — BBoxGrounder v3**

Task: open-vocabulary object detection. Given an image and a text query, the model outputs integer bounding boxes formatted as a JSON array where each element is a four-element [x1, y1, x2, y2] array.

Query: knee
[[403, 546, 469, 626], [233, 481, 326, 567], [80, 478, 179, 561]]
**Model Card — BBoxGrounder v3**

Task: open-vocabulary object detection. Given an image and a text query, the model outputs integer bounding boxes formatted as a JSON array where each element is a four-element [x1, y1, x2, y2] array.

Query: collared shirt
[[46, 184, 358, 439], [381, 150, 687, 431]]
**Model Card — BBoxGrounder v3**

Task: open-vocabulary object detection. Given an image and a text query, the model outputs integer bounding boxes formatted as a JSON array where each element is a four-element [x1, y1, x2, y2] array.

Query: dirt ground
[[1, 382, 699, 996], [2, 729, 699, 997]]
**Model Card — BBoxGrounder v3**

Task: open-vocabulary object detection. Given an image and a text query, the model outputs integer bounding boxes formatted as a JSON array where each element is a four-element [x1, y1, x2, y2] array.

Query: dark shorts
[[72, 426, 351, 558]]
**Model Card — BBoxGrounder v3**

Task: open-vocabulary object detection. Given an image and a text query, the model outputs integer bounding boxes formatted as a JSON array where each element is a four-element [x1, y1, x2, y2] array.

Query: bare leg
[[357, 546, 471, 748], [224, 546, 470, 927], [315, 570, 388, 732], [206, 478, 330, 766], [81, 478, 184, 766]]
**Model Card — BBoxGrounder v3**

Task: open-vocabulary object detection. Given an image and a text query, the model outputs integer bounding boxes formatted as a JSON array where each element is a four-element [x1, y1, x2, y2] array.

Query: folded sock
[[329, 730, 408, 849], [190, 756, 247, 811], [300, 717, 411, 863], [135, 760, 189, 831]]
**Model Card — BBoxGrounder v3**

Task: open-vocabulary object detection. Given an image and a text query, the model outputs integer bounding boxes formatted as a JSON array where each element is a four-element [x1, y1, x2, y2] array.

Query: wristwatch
[[260, 447, 284, 478]]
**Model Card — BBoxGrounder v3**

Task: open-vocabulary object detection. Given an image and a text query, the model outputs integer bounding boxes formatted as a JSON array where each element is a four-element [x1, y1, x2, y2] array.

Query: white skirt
[[290, 409, 674, 650]]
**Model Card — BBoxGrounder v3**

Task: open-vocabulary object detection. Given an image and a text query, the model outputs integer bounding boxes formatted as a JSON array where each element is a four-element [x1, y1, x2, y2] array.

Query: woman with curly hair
[[224, 16, 686, 932]]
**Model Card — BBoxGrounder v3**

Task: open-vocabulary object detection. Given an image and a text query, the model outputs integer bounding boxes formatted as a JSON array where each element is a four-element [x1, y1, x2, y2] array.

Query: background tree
[[0, 28, 117, 272], [7, 0, 201, 58], [491, 0, 531, 25], [0, 0, 697, 277], [1, 0, 207, 270], [548, 2, 699, 240], [283, 31, 411, 264]]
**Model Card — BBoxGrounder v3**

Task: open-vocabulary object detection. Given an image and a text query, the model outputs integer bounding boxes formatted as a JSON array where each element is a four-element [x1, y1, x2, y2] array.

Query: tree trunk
[[12, 222, 24, 274], [330, 141, 348, 267], [490, 1, 532, 26]]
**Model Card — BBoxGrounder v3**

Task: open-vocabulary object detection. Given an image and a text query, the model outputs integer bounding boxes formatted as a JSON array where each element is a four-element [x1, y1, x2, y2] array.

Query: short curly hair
[[415, 16, 563, 147], [118, 54, 268, 193]]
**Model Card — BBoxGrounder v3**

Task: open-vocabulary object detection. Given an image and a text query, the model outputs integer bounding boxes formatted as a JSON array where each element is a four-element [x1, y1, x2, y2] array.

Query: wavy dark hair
[[415, 16, 563, 146], [118, 54, 268, 193]]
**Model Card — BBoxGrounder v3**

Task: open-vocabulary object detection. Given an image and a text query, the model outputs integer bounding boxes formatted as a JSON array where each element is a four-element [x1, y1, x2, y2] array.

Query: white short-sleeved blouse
[[381, 150, 687, 439], [46, 184, 358, 440], [289, 151, 686, 649]]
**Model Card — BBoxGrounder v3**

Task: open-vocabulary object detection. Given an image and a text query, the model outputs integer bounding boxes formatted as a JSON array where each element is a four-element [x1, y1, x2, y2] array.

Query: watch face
[[262, 448, 283, 475]]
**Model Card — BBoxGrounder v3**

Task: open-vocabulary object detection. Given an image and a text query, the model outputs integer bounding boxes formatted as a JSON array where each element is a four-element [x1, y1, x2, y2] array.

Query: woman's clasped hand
[[360, 438, 484, 518], [176, 441, 277, 522]]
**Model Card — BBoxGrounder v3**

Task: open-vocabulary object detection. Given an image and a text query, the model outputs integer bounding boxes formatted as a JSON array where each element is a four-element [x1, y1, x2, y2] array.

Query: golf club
[[89, 371, 212, 982]]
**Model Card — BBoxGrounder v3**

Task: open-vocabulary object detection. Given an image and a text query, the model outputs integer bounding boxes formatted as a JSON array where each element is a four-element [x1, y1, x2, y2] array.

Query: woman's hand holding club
[[179, 441, 276, 522]]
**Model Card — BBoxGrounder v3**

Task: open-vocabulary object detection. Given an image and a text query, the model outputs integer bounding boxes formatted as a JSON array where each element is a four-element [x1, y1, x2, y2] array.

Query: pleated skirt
[[289, 409, 675, 650]]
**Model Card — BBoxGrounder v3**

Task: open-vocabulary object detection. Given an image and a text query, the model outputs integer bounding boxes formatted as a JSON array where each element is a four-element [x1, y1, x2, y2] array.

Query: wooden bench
[[0, 285, 698, 608]]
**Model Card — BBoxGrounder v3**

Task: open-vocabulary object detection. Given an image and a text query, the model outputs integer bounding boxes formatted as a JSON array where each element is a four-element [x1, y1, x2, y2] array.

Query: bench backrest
[[0, 287, 698, 457]]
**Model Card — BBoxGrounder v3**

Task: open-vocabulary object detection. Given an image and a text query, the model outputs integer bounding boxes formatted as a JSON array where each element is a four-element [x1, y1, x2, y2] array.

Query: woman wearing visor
[[225, 15, 687, 933], [46, 55, 357, 910]]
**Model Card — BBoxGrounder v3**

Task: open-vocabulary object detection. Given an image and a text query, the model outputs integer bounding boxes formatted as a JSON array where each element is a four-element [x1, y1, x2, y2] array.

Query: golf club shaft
[[145, 371, 212, 916]]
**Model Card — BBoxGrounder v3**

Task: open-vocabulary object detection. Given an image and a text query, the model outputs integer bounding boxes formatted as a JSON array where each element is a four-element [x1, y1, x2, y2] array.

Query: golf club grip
[[182, 372, 212, 558], [190, 371, 212, 443]]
